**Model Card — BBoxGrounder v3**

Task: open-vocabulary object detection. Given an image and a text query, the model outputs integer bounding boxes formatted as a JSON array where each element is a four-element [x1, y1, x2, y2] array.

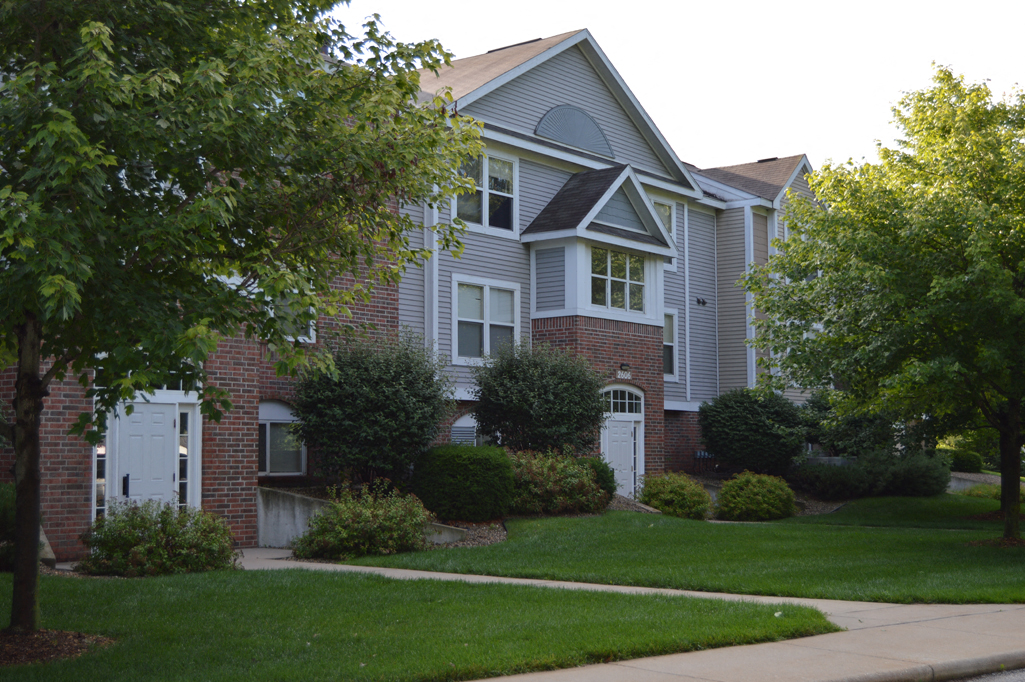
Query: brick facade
[[663, 409, 705, 473], [531, 315, 666, 474]]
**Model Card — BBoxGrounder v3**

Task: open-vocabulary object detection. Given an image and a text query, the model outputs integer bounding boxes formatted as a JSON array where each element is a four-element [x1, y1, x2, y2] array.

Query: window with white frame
[[591, 247, 645, 312], [456, 154, 515, 231], [273, 292, 316, 343], [663, 313, 676, 377], [455, 279, 517, 360], [258, 401, 305, 475], [653, 201, 674, 235]]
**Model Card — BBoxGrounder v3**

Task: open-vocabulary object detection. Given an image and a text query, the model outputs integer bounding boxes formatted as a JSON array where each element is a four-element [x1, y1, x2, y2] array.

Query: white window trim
[[663, 308, 679, 382], [652, 199, 677, 273], [451, 273, 521, 366], [451, 153, 520, 240], [587, 244, 650, 316], [258, 415, 307, 477]]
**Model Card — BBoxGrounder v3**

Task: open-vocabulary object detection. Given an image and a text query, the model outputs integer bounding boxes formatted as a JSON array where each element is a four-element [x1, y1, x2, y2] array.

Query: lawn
[[349, 495, 1025, 604], [0, 570, 836, 681]]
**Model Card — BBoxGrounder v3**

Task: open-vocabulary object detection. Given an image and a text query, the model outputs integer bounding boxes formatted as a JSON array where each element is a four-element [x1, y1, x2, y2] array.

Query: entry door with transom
[[117, 402, 177, 504], [600, 388, 644, 498]]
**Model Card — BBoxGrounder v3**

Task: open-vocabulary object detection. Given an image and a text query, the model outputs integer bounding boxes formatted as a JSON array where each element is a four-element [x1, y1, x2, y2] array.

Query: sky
[[330, 0, 1024, 172]]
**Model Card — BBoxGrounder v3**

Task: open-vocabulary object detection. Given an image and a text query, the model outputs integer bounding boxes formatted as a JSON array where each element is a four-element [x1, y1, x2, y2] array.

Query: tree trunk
[[9, 315, 44, 632], [997, 406, 1022, 540]]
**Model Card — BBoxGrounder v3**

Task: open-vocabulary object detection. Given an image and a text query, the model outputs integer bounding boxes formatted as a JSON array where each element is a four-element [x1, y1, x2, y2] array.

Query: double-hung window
[[454, 277, 517, 362], [258, 401, 305, 475], [456, 154, 516, 232], [653, 201, 674, 235], [591, 247, 645, 312]]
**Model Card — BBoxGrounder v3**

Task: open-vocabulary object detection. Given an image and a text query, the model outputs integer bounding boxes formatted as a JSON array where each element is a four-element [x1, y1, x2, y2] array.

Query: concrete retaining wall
[[257, 487, 328, 548]]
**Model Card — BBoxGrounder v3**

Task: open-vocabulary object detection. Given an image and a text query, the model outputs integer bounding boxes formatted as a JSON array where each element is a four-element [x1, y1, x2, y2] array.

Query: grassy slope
[[0, 570, 836, 682], [351, 497, 1025, 604]]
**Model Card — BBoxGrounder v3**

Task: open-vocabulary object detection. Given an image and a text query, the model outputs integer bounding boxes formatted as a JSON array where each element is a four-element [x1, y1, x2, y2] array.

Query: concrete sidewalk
[[240, 547, 1025, 682]]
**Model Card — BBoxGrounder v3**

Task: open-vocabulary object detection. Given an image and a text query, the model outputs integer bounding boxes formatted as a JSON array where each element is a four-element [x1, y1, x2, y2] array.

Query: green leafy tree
[[471, 343, 607, 454], [744, 67, 1025, 539], [0, 0, 480, 631], [291, 334, 453, 483]]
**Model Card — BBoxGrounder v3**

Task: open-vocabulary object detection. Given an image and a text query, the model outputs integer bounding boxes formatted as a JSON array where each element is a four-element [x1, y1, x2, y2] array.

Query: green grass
[[349, 497, 1025, 604], [0, 570, 836, 681]]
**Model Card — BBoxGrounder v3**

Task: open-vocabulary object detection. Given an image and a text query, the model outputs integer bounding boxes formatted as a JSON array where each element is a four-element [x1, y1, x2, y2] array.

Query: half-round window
[[604, 388, 643, 416], [535, 105, 615, 158]]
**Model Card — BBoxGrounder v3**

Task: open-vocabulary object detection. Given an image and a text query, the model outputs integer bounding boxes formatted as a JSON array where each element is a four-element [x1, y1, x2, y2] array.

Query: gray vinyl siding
[[519, 160, 573, 230], [752, 212, 770, 374], [663, 203, 686, 402], [463, 46, 671, 177], [535, 247, 565, 311], [594, 187, 644, 231], [688, 208, 718, 401], [397, 203, 426, 337], [717, 208, 748, 391], [438, 231, 531, 389]]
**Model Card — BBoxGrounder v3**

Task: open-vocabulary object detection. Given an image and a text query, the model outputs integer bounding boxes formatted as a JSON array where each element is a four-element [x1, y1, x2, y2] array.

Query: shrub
[[291, 334, 452, 483], [638, 472, 710, 520], [699, 389, 804, 475], [859, 451, 951, 497], [716, 471, 796, 521], [0, 483, 14, 571], [292, 481, 435, 560], [471, 343, 606, 454], [411, 445, 514, 522], [938, 447, 984, 473], [78, 500, 238, 577], [508, 450, 609, 515], [787, 463, 872, 501], [958, 483, 1002, 500], [578, 457, 617, 500]]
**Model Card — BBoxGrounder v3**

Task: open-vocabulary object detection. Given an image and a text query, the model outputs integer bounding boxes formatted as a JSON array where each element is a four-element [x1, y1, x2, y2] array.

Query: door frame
[[600, 384, 645, 497], [93, 389, 203, 521]]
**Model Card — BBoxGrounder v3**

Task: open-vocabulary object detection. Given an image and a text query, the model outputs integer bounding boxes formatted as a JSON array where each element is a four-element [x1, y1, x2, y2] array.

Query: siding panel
[[535, 247, 565, 311], [595, 187, 644, 231], [717, 208, 748, 391], [397, 203, 426, 337], [688, 208, 718, 400]]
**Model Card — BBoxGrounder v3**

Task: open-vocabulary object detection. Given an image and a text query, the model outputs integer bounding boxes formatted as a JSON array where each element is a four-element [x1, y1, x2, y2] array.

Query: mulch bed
[[0, 628, 114, 668]]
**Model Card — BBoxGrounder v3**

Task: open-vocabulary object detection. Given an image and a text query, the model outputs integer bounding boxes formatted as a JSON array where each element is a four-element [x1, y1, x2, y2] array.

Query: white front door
[[605, 420, 637, 496], [118, 402, 177, 504]]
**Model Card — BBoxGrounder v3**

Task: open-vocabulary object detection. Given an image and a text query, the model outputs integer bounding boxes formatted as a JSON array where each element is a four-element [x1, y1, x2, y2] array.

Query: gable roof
[[418, 30, 699, 193], [698, 155, 811, 204], [522, 165, 674, 256]]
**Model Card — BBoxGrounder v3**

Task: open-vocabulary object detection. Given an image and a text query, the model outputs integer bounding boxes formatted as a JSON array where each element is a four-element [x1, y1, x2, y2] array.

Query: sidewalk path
[[240, 548, 1025, 682]]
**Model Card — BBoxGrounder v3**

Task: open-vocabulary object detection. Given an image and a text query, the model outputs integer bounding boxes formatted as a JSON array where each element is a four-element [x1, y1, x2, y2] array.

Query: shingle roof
[[697, 155, 807, 201], [522, 165, 626, 235], [417, 31, 584, 101]]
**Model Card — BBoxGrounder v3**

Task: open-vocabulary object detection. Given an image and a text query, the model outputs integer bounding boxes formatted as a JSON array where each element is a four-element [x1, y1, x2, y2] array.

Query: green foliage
[[716, 472, 796, 521], [801, 390, 901, 457], [698, 389, 804, 475], [942, 429, 1001, 470], [292, 481, 435, 561], [508, 451, 609, 516], [939, 447, 984, 473], [787, 463, 872, 501], [78, 500, 238, 577], [578, 457, 617, 500], [638, 472, 710, 520], [958, 483, 1002, 501], [411, 445, 513, 522], [291, 335, 452, 482], [858, 451, 951, 497], [744, 66, 1025, 536], [471, 343, 607, 454], [0, 483, 14, 571]]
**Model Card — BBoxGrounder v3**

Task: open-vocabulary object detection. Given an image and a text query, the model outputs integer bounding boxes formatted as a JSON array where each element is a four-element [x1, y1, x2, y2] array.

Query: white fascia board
[[664, 400, 704, 412], [637, 174, 702, 199], [724, 197, 775, 210], [772, 155, 814, 209], [520, 228, 578, 244], [452, 31, 589, 112], [453, 386, 475, 402], [690, 173, 760, 203], [583, 231, 675, 257], [574, 37, 699, 190], [693, 195, 727, 210]]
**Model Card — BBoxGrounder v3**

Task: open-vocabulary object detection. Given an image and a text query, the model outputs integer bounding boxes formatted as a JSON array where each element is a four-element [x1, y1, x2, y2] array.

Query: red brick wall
[[663, 410, 705, 473], [531, 316, 666, 474]]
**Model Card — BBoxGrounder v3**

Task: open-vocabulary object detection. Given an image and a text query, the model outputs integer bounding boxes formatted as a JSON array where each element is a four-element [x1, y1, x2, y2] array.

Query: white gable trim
[[772, 155, 815, 209]]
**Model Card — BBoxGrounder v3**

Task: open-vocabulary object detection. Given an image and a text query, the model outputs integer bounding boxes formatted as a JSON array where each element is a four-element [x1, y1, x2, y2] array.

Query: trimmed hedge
[[638, 472, 710, 520], [699, 389, 804, 475], [578, 457, 617, 500], [938, 447, 983, 474], [509, 451, 609, 515], [411, 445, 514, 522], [786, 463, 871, 501], [859, 451, 951, 497], [716, 471, 795, 521]]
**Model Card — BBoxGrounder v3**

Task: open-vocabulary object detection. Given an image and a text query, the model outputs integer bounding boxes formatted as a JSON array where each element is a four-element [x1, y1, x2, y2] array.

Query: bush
[[716, 471, 796, 521], [638, 472, 710, 520], [0, 483, 14, 571], [787, 463, 872, 501], [699, 389, 804, 475], [859, 451, 951, 497], [78, 500, 238, 577], [958, 483, 1002, 500], [291, 334, 452, 482], [508, 450, 609, 515], [578, 457, 617, 500], [411, 445, 514, 522], [471, 343, 606, 454], [938, 447, 984, 473], [292, 481, 435, 560]]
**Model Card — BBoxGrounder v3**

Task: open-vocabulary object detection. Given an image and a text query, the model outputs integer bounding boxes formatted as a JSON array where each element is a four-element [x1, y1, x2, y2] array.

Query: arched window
[[604, 388, 643, 416]]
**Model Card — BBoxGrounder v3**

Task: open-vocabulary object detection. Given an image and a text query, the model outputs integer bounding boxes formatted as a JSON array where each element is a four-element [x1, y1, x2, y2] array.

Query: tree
[[698, 388, 804, 476], [291, 334, 453, 483], [471, 343, 607, 454], [744, 67, 1025, 539], [0, 0, 480, 631]]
